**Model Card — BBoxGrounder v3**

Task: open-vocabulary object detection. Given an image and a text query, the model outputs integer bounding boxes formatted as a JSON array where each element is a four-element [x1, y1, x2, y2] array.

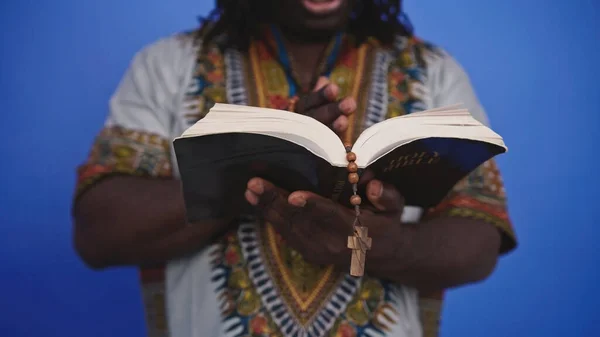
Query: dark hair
[[198, 0, 413, 50]]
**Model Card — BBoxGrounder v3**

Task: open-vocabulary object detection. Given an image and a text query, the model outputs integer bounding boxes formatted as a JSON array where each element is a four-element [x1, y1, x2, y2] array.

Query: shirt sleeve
[[424, 50, 517, 254], [74, 35, 194, 200]]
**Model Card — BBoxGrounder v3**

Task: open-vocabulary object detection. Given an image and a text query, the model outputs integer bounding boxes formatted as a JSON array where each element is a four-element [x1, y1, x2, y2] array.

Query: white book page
[[352, 107, 506, 167], [177, 103, 507, 168], [177, 103, 348, 166]]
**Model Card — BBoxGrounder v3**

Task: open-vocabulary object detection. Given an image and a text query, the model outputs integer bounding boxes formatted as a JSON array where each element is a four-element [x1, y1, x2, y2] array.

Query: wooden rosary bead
[[344, 143, 353, 152], [346, 152, 357, 162], [348, 172, 359, 184], [350, 195, 362, 206], [347, 162, 358, 173]]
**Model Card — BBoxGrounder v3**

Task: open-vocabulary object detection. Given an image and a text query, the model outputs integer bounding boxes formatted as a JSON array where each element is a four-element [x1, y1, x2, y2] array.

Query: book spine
[[330, 168, 367, 204]]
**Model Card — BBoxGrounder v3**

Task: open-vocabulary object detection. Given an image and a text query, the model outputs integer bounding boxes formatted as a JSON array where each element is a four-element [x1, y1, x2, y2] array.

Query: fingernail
[[289, 194, 306, 207], [245, 189, 259, 206], [313, 76, 329, 91], [325, 84, 339, 100], [333, 118, 347, 131], [339, 99, 356, 114], [370, 180, 383, 198], [248, 178, 264, 194]]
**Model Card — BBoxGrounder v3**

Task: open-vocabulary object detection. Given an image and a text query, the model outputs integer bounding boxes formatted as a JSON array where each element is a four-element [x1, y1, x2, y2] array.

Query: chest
[[167, 36, 440, 337], [177, 37, 432, 144]]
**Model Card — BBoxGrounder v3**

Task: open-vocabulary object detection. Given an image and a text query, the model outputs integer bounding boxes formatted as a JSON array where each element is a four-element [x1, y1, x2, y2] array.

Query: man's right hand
[[294, 76, 356, 134]]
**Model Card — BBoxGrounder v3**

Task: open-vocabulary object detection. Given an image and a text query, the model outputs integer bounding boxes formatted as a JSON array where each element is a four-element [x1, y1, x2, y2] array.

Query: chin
[[276, 0, 352, 36], [311, 8, 352, 27]]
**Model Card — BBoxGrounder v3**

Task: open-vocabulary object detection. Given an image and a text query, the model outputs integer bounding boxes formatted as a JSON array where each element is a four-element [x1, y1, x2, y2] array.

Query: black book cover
[[174, 133, 504, 222]]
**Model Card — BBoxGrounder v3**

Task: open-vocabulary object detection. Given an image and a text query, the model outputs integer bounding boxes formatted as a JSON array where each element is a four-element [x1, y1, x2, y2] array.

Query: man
[[72, 1, 517, 336]]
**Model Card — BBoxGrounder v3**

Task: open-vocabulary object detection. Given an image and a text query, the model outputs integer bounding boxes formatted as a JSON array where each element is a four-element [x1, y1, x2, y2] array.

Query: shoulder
[[392, 36, 489, 125], [114, 31, 203, 109], [384, 36, 470, 93], [385, 36, 471, 86], [385, 36, 489, 125], [126, 31, 200, 82], [108, 32, 203, 125], [395, 37, 469, 86]]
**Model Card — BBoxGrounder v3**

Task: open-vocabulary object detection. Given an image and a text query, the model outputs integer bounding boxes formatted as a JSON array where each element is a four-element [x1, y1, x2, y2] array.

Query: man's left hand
[[244, 176, 405, 268]]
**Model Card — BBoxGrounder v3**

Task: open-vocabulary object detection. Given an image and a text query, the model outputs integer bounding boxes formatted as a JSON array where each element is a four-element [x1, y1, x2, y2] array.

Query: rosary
[[289, 98, 371, 277], [344, 145, 371, 277]]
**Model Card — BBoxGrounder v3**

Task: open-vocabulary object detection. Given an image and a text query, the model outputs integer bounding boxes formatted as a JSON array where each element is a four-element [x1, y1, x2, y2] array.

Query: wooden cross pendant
[[347, 226, 372, 277]]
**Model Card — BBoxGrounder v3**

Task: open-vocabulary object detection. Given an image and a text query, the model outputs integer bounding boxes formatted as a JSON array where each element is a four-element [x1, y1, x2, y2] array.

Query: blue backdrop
[[1, 1, 598, 336]]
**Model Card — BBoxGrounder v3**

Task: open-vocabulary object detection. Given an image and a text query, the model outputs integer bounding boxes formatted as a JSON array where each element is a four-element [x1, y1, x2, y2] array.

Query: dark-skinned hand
[[244, 175, 405, 269], [242, 77, 404, 268], [294, 76, 356, 134]]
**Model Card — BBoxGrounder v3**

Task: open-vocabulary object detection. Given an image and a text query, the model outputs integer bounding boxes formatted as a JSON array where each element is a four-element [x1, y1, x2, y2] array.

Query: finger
[[247, 178, 287, 207], [366, 180, 404, 212], [247, 178, 298, 233], [296, 83, 339, 113], [245, 189, 259, 206], [288, 191, 351, 231], [338, 97, 356, 116], [358, 169, 375, 186], [287, 190, 329, 207], [313, 76, 330, 92], [310, 97, 357, 127], [331, 115, 348, 133], [355, 170, 375, 205]]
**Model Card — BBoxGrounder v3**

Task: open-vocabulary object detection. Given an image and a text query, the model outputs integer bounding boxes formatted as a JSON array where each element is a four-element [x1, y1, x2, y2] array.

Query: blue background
[[1, 0, 598, 336]]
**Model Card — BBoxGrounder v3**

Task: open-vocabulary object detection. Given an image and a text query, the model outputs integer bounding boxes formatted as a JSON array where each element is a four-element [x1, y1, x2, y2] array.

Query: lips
[[301, 0, 343, 15]]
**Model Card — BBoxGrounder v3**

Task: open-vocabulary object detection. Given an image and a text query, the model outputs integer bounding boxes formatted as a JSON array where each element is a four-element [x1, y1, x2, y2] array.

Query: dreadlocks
[[198, 0, 413, 50]]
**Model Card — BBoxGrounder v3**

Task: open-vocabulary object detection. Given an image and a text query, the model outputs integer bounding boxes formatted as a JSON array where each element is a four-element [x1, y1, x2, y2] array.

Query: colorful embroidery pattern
[[140, 268, 170, 337], [246, 38, 293, 110], [212, 221, 406, 337], [387, 37, 438, 118], [74, 126, 173, 198], [425, 159, 516, 252], [183, 40, 227, 126], [211, 225, 280, 337], [256, 225, 351, 327], [417, 291, 443, 337], [213, 222, 364, 336], [205, 32, 410, 337]]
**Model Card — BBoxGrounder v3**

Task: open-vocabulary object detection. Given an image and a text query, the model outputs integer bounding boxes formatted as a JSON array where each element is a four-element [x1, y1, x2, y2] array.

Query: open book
[[174, 103, 507, 222]]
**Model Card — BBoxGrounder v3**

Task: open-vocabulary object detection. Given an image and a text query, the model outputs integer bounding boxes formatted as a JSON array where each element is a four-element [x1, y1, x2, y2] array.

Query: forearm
[[367, 217, 501, 292], [73, 176, 233, 269]]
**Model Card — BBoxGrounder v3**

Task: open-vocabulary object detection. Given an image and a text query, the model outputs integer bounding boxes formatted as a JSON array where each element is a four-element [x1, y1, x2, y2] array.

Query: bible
[[173, 103, 507, 275]]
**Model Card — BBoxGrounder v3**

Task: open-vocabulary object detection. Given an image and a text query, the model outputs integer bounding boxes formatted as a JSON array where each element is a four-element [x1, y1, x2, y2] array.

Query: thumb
[[366, 180, 404, 213]]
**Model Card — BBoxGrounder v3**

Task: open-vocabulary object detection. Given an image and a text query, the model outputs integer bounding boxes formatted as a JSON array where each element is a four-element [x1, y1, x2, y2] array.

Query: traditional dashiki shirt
[[75, 27, 517, 337]]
